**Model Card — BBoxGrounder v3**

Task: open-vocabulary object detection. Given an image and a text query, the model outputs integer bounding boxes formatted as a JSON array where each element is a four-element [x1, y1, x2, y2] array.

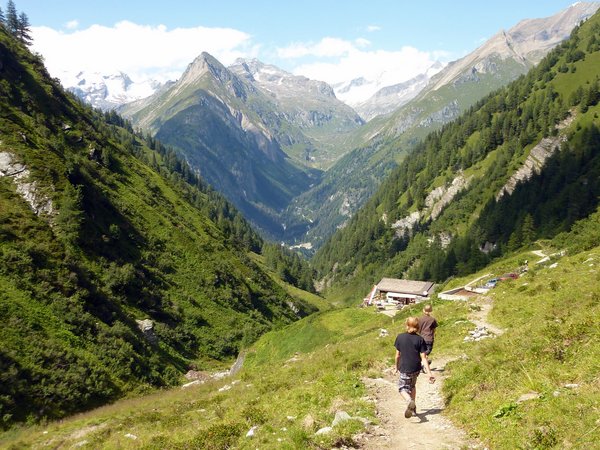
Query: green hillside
[[0, 26, 319, 427], [313, 13, 600, 294]]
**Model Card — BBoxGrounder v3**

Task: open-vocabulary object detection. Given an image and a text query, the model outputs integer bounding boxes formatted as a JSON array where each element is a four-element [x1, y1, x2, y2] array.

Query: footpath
[[357, 296, 502, 449]]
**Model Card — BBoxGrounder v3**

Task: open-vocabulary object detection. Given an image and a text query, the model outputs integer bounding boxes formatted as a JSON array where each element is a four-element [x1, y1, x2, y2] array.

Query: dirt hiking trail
[[358, 296, 501, 449]]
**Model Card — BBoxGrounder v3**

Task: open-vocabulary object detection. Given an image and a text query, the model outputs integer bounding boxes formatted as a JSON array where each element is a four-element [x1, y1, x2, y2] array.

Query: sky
[[11, 1, 591, 89]]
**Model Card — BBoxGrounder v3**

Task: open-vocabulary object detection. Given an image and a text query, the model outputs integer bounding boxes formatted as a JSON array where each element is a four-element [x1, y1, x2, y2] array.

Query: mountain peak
[[179, 51, 232, 86], [429, 2, 600, 91], [229, 58, 337, 99]]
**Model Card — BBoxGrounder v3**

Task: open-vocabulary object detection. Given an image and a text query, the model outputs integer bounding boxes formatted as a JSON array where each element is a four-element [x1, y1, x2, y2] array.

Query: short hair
[[423, 304, 433, 313], [405, 316, 420, 334]]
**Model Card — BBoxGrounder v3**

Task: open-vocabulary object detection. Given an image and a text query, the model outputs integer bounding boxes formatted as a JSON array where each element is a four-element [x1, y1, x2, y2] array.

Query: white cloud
[[29, 20, 448, 106], [65, 20, 79, 30], [355, 38, 371, 48], [31, 21, 255, 83], [366, 25, 381, 32], [278, 37, 440, 87], [277, 37, 357, 59]]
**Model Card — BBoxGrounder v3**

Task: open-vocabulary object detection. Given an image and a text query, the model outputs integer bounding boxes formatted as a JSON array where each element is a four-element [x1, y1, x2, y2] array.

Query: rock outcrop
[[391, 173, 471, 238], [0, 151, 54, 216]]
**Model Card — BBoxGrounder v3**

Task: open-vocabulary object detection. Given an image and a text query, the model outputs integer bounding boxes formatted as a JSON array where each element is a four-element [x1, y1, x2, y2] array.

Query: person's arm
[[395, 349, 401, 373], [421, 352, 435, 383]]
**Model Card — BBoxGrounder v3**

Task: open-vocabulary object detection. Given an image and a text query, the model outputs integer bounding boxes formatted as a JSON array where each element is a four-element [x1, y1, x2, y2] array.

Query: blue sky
[[12, 0, 591, 87]]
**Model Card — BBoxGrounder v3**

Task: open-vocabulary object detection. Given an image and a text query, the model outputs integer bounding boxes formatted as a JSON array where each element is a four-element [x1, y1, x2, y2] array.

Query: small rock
[[553, 390, 561, 397], [246, 426, 258, 438], [135, 319, 158, 344], [516, 392, 540, 403], [218, 384, 232, 392], [564, 383, 579, 389], [302, 414, 315, 430], [332, 411, 352, 427], [315, 426, 332, 435], [212, 371, 229, 380], [124, 433, 137, 440]]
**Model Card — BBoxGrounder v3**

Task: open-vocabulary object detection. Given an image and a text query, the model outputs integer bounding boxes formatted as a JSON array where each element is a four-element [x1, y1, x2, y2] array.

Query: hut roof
[[376, 278, 434, 296]]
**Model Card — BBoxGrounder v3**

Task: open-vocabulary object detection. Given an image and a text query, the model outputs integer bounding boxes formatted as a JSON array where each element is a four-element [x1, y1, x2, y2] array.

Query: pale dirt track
[[359, 358, 470, 450], [357, 296, 501, 449]]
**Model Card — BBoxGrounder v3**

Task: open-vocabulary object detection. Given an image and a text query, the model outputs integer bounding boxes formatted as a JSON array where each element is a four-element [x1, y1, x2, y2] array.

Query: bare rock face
[[419, 100, 460, 128], [391, 173, 471, 239], [391, 211, 421, 238], [425, 174, 471, 220], [0, 151, 54, 216], [496, 137, 563, 200], [496, 113, 574, 200]]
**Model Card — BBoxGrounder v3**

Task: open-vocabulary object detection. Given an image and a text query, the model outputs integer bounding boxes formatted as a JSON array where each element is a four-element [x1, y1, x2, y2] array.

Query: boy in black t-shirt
[[394, 316, 435, 418]]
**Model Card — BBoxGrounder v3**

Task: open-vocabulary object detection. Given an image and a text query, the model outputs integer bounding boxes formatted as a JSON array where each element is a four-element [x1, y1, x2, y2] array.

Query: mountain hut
[[374, 278, 434, 306]]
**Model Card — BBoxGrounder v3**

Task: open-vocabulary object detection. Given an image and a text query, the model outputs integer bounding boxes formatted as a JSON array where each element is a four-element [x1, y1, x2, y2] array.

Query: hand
[[429, 376, 435, 384]]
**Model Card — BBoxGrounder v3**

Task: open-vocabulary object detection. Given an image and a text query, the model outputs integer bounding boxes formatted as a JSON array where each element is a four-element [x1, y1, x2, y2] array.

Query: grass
[[442, 248, 600, 449]]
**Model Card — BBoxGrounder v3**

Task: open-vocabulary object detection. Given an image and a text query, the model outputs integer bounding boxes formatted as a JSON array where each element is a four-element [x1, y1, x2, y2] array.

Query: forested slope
[[314, 12, 600, 295], [0, 26, 317, 427]]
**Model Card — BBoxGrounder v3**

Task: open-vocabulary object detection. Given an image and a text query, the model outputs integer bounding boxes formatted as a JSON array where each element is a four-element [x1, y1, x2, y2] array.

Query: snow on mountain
[[331, 61, 445, 119], [353, 61, 445, 121], [61, 71, 165, 111], [230, 58, 337, 100]]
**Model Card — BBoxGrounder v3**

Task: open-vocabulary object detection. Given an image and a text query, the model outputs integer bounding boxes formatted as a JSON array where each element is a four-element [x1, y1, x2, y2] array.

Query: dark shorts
[[398, 371, 420, 394], [424, 341, 434, 355]]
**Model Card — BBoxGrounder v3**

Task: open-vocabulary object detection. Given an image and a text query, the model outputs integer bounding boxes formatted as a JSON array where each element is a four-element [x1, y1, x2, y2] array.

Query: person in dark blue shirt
[[394, 316, 435, 418]]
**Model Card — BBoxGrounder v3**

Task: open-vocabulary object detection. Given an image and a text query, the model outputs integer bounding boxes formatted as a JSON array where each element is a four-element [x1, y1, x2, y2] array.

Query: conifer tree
[[6, 0, 18, 34], [16, 11, 31, 45], [521, 214, 536, 245], [56, 183, 84, 250], [0, 6, 5, 26]]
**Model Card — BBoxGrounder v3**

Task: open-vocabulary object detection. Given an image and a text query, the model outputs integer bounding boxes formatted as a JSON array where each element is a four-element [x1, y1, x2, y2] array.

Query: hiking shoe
[[404, 400, 416, 418]]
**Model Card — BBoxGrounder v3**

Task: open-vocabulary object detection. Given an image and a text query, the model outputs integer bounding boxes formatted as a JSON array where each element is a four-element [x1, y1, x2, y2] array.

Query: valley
[[67, 4, 600, 250], [1, 2, 600, 449]]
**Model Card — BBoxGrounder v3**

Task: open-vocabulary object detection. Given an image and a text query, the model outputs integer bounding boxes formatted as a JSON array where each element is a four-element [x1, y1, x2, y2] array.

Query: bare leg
[[399, 390, 411, 402]]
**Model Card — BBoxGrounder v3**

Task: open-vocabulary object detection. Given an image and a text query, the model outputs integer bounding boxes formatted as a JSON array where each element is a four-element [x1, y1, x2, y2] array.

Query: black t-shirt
[[394, 332, 427, 373]]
